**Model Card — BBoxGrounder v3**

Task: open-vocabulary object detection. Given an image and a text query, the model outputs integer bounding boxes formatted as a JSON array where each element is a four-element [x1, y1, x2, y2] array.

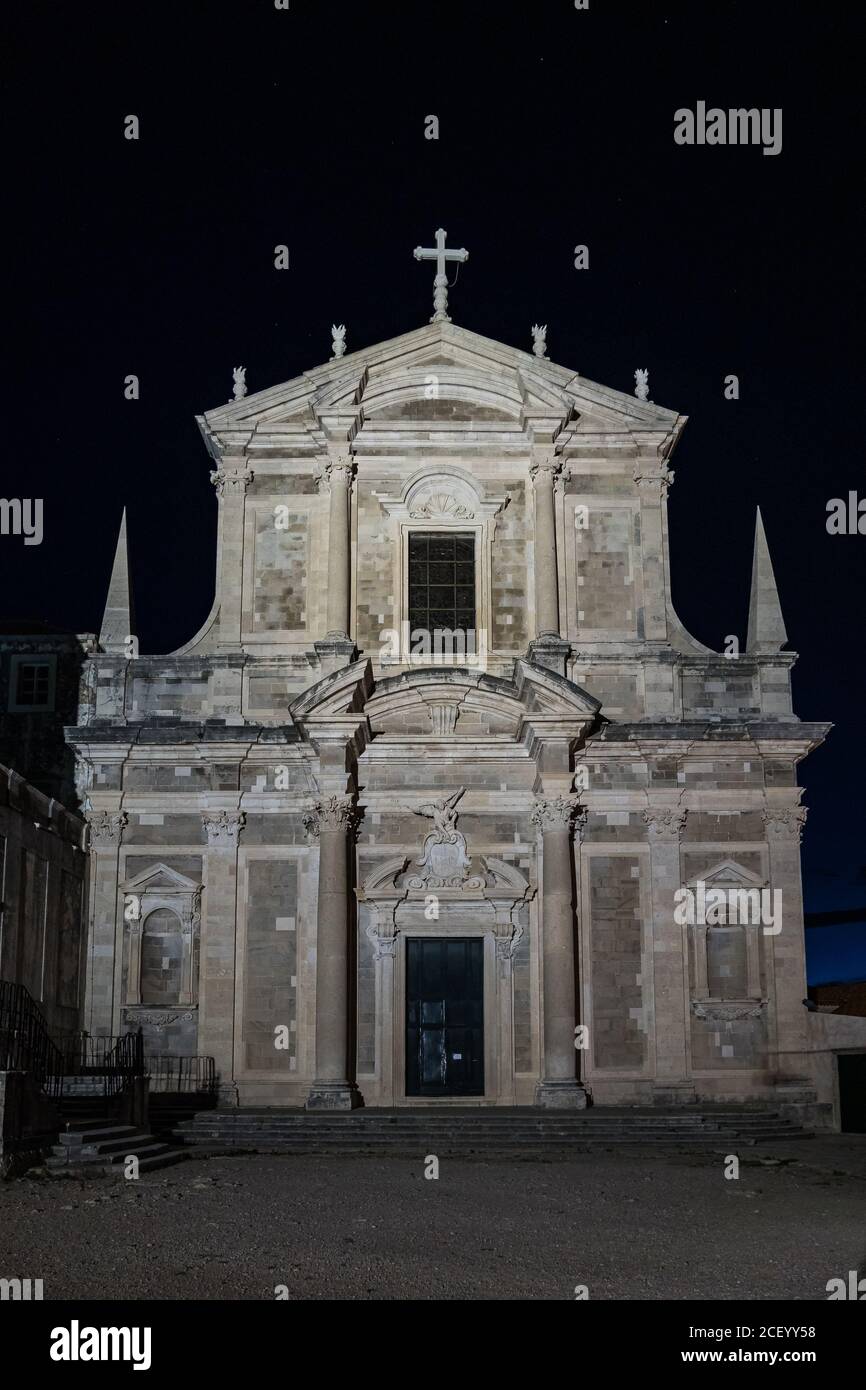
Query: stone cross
[[413, 227, 469, 323]]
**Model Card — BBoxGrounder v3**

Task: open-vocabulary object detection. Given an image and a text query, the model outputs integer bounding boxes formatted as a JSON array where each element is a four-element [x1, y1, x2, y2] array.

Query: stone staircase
[[175, 1105, 812, 1157], [48, 1115, 189, 1174]]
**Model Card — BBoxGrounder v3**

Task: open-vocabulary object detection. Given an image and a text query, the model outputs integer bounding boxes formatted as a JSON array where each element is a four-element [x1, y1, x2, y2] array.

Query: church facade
[[67, 313, 830, 1111]]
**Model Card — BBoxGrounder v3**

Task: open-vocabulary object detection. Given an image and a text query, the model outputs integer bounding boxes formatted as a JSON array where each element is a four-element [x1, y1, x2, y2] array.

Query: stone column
[[763, 806, 810, 1084], [532, 795, 587, 1108], [211, 461, 253, 651], [199, 810, 245, 1106], [325, 456, 354, 640], [530, 454, 561, 638], [304, 794, 360, 1110], [84, 810, 127, 1034], [528, 451, 571, 675], [633, 466, 674, 643], [644, 807, 694, 1103]]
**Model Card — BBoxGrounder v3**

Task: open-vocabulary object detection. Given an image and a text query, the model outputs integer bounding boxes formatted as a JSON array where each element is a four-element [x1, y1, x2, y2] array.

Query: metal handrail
[[0, 979, 66, 1099], [145, 1054, 217, 1094]]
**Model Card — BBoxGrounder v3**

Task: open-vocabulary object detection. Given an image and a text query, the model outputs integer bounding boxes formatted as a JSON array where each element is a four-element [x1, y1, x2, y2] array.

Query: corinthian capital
[[531, 794, 583, 833], [643, 807, 687, 841], [529, 452, 562, 486], [303, 794, 359, 838], [762, 806, 807, 843], [202, 809, 246, 847], [86, 809, 128, 848], [210, 466, 254, 497], [324, 455, 355, 489]]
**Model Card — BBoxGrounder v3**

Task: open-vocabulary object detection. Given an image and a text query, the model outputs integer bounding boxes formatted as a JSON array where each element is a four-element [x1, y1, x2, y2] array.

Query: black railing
[[0, 979, 66, 1099], [145, 1054, 217, 1095]]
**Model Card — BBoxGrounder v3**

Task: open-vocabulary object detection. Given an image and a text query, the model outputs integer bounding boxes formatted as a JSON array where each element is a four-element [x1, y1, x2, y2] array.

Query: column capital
[[303, 794, 359, 838], [86, 809, 128, 848], [643, 806, 687, 841], [633, 464, 675, 498], [209, 465, 254, 497], [762, 805, 807, 843], [529, 452, 562, 485], [201, 809, 246, 847], [531, 794, 584, 834], [323, 455, 355, 489]]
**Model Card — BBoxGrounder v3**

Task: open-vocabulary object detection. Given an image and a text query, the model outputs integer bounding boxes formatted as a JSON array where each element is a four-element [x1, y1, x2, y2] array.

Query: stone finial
[[331, 324, 347, 359], [531, 324, 548, 358], [99, 509, 136, 655], [232, 366, 247, 401], [634, 368, 649, 401], [746, 506, 788, 654]]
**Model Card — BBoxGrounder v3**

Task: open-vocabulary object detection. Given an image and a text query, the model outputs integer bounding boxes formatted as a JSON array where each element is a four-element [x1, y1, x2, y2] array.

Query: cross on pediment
[[413, 227, 469, 323]]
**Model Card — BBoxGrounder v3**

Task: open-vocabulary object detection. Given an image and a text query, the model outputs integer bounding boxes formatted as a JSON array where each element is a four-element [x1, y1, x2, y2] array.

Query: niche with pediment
[[685, 858, 768, 1023], [120, 864, 202, 1049]]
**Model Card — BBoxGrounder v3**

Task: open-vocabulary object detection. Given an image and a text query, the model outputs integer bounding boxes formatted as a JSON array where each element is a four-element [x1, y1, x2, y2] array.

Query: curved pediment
[[292, 658, 601, 742]]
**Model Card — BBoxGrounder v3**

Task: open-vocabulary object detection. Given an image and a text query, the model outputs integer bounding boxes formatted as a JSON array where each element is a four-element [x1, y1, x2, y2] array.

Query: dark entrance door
[[838, 1054, 866, 1133], [406, 938, 484, 1096]]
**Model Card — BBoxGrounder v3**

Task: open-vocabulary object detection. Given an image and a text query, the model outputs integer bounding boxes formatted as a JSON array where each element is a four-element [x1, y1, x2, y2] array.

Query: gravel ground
[[1, 1140, 864, 1300]]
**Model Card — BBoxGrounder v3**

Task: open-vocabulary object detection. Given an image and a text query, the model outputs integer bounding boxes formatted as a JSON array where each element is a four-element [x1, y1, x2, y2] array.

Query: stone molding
[[86, 809, 128, 848], [762, 806, 808, 843], [201, 809, 246, 847], [643, 807, 688, 841]]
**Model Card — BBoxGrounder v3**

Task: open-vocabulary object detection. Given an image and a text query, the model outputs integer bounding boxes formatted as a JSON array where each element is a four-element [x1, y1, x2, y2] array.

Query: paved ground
[[1, 1138, 864, 1300]]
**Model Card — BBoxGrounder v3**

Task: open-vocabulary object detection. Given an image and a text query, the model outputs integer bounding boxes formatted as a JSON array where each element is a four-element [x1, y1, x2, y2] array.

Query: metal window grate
[[408, 532, 475, 636]]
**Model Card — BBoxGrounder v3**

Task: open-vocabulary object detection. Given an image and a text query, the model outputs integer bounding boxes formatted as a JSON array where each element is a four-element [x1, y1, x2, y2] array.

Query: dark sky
[[4, 0, 863, 912]]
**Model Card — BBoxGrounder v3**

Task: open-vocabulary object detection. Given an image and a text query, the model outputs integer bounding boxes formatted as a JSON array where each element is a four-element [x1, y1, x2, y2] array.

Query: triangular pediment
[[686, 859, 766, 889], [121, 862, 201, 894], [197, 320, 683, 456]]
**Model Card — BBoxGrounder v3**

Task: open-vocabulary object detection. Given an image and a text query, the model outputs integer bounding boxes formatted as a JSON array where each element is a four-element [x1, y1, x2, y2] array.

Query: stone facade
[[66, 321, 833, 1112]]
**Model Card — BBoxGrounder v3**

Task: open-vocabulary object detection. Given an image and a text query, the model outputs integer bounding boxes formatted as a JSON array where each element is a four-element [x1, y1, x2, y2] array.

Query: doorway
[[406, 938, 484, 1096]]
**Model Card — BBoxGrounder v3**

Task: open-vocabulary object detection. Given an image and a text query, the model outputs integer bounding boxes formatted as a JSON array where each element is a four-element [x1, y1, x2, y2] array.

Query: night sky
[[4, 1, 864, 920]]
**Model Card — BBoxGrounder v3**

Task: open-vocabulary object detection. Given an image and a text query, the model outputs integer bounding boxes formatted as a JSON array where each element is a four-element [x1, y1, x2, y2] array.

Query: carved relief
[[409, 494, 475, 520], [86, 810, 128, 848], [531, 795, 583, 833], [303, 794, 359, 838], [209, 467, 254, 497]]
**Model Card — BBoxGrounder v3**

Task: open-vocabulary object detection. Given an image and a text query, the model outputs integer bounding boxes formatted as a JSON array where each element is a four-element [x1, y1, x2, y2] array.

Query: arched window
[[140, 908, 183, 1006], [706, 924, 748, 1000]]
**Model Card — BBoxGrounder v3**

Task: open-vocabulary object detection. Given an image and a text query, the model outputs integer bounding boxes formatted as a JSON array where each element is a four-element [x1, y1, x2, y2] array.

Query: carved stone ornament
[[87, 810, 128, 848], [209, 466, 254, 497], [531, 796, 584, 834], [124, 1009, 195, 1031], [762, 806, 808, 843], [303, 795, 359, 838], [409, 493, 475, 520], [324, 458, 354, 489], [633, 464, 675, 497], [201, 810, 246, 847], [691, 1000, 767, 1023], [643, 807, 688, 841], [404, 789, 482, 887]]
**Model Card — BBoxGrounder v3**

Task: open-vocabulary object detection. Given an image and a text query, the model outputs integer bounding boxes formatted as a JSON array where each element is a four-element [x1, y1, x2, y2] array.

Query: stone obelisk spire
[[746, 506, 788, 653], [99, 508, 136, 654]]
